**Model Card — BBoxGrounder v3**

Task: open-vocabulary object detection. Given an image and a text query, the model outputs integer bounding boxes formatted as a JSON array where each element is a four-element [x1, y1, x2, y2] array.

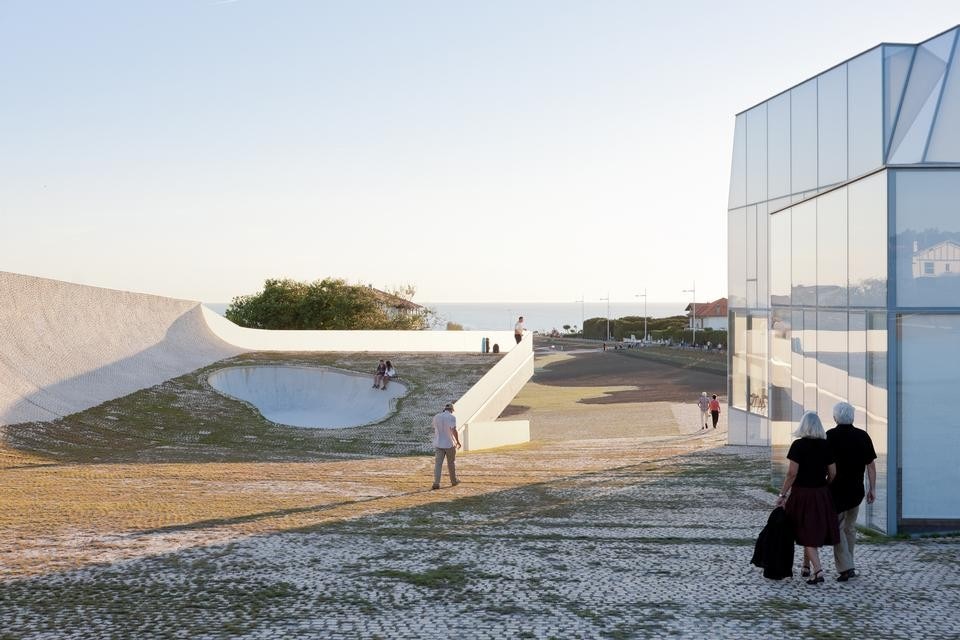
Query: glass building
[[728, 26, 960, 534]]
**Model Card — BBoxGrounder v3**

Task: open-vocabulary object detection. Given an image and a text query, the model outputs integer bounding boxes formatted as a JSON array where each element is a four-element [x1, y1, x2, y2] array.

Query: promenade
[[1, 348, 958, 638]]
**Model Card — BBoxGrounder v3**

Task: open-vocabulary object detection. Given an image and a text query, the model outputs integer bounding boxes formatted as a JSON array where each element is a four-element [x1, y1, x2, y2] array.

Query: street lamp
[[600, 293, 610, 341], [635, 289, 647, 343], [682, 282, 696, 347], [573, 296, 584, 334]]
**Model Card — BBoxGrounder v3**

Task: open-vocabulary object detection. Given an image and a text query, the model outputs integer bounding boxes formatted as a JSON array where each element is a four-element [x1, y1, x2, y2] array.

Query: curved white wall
[[0, 272, 241, 425], [208, 365, 407, 429], [0, 271, 534, 450]]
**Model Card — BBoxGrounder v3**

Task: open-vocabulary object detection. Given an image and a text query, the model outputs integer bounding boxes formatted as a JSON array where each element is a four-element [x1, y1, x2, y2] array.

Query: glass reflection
[[728, 208, 747, 308], [729, 113, 746, 209], [818, 64, 848, 188], [747, 105, 767, 204], [731, 313, 747, 410], [817, 311, 848, 415], [747, 315, 768, 417], [848, 47, 883, 177], [894, 170, 960, 307], [849, 172, 888, 306], [864, 312, 887, 532], [770, 210, 790, 305], [791, 200, 817, 306], [768, 93, 791, 199], [791, 80, 818, 194], [816, 188, 848, 307]]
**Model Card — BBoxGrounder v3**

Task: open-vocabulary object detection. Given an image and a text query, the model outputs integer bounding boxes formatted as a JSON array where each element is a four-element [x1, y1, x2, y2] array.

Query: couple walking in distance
[[775, 401, 877, 584], [697, 392, 721, 429]]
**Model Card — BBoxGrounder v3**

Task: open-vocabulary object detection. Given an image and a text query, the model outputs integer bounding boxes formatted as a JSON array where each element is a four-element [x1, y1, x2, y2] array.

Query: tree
[[226, 278, 432, 330], [563, 324, 571, 333]]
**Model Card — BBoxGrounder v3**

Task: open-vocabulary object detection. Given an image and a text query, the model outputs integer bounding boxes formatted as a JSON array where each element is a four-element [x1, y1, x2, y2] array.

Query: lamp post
[[600, 293, 610, 341], [682, 282, 696, 347], [635, 289, 647, 343], [574, 295, 585, 339]]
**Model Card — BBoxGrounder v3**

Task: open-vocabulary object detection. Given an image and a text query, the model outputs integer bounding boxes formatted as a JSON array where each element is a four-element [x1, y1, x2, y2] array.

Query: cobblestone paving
[[2, 431, 958, 639], [1, 350, 958, 639]]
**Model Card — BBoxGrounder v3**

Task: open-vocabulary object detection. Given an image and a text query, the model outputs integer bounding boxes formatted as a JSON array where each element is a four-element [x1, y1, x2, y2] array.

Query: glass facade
[[729, 26, 960, 534]]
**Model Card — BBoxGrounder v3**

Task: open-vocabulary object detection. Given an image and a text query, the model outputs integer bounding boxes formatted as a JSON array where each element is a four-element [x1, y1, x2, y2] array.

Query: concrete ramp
[[207, 366, 407, 429], [0, 272, 242, 425]]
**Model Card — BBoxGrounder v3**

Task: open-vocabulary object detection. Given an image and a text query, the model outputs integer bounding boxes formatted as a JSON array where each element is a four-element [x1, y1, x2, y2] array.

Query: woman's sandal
[[801, 565, 811, 577], [806, 569, 824, 585]]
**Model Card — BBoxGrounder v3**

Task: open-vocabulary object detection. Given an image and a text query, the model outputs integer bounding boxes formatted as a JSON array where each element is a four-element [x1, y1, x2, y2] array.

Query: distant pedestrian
[[709, 394, 721, 428], [827, 402, 877, 582], [373, 359, 386, 389], [514, 316, 525, 344], [775, 411, 840, 585], [697, 392, 710, 429], [431, 403, 462, 490]]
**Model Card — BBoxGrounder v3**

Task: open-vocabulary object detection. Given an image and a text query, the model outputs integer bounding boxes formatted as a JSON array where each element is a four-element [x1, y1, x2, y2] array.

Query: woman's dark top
[[787, 438, 834, 488]]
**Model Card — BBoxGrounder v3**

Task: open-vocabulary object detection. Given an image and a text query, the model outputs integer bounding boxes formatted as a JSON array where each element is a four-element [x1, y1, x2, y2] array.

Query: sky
[[3, 1, 960, 304]]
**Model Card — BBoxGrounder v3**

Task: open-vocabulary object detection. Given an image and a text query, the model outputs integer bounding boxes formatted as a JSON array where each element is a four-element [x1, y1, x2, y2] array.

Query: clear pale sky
[[2, 1, 958, 304]]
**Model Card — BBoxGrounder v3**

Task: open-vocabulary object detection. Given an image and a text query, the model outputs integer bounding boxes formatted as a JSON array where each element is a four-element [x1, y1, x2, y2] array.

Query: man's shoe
[[431, 485, 440, 490], [451, 480, 460, 487], [836, 569, 856, 582]]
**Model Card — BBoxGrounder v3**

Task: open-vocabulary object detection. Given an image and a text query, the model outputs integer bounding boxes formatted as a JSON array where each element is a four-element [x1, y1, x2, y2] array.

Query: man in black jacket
[[827, 401, 877, 582]]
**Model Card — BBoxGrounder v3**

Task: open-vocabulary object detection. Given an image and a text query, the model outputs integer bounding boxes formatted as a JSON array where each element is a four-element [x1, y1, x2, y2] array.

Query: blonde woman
[[775, 411, 840, 584]]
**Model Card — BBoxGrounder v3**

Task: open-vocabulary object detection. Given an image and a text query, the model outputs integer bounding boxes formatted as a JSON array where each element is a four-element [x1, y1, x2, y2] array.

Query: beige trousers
[[833, 504, 860, 573], [433, 447, 458, 486]]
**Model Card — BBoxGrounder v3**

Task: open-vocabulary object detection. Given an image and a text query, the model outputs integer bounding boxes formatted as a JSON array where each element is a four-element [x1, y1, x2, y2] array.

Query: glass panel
[[729, 113, 747, 209], [803, 310, 818, 412], [731, 312, 748, 411], [747, 280, 758, 310], [817, 310, 848, 415], [791, 309, 805, 422], [817, 187, 848, 307], [757, 202, 769, 309], [894, 170, 960, 307], [768, 93, 791, 200], [791, 200, 817, 306], [791, 79, 818, 195], [818, 64, 848, 188], [746, 104, 767, 204], [770, 209, 791, 305], [728, 208, 747, 308], [848, 47, 883, 177], [926, 32, 960, 161], [769, 307, 793, 427], [849, 171, 888, 306], [747, 206, 757, 280], [888, 31, 956, 164], [900, 314, 960, 520], [848, 311, 867, 418], [747, 315, 768, 416], [865, 311, 888, 531], [884, 45, 915, 156]]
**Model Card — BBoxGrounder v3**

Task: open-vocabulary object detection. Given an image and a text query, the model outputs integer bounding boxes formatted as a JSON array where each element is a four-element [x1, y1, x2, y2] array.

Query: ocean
[[202, 301, 687, 333]]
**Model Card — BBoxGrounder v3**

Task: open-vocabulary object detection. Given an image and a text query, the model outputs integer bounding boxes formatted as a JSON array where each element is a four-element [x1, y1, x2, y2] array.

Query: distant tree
[[563, 324, 571, 333], [446, 321, 464, 331], [226, 278, 432, 330]]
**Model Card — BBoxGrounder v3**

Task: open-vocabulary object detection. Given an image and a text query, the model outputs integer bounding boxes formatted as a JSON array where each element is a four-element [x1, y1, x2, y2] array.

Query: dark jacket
[[751, 507, 795, 580]]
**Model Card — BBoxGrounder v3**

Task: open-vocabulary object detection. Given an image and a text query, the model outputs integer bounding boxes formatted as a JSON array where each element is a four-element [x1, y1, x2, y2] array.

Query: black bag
[[751, 506, 795, 580]]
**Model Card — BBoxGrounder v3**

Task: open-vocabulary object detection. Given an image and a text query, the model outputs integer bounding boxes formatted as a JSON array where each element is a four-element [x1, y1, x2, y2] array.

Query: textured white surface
[[0, 271, 534, 447], [202, 306, 521, 353], [207, 365, 407, 429], [0, 272, 242, 425]]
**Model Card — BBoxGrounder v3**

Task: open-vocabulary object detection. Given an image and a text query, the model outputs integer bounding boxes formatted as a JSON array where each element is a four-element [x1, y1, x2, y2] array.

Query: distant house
[[367, 286, 423, 319], [685, 298, 728, 331], [912, 240, 960, 278]]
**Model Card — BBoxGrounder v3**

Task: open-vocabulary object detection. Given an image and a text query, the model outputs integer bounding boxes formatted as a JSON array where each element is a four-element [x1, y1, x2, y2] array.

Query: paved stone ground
[[1, 349, 958, 639]]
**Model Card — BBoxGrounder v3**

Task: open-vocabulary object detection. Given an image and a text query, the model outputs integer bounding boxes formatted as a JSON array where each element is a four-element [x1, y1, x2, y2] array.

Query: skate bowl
[[207, 365, 407, 429]]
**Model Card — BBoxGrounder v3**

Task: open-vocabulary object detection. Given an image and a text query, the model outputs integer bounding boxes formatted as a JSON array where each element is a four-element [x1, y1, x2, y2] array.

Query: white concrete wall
[[0, 272, 242, 425], [0, 272, 534, 452], [455, 333, 535, 451], [203, 306, 518, 354]]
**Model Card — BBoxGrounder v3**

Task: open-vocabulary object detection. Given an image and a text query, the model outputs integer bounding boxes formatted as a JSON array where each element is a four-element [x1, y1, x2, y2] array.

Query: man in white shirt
[[514, 316, 525, 344], [432, 402, 462, 490]]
